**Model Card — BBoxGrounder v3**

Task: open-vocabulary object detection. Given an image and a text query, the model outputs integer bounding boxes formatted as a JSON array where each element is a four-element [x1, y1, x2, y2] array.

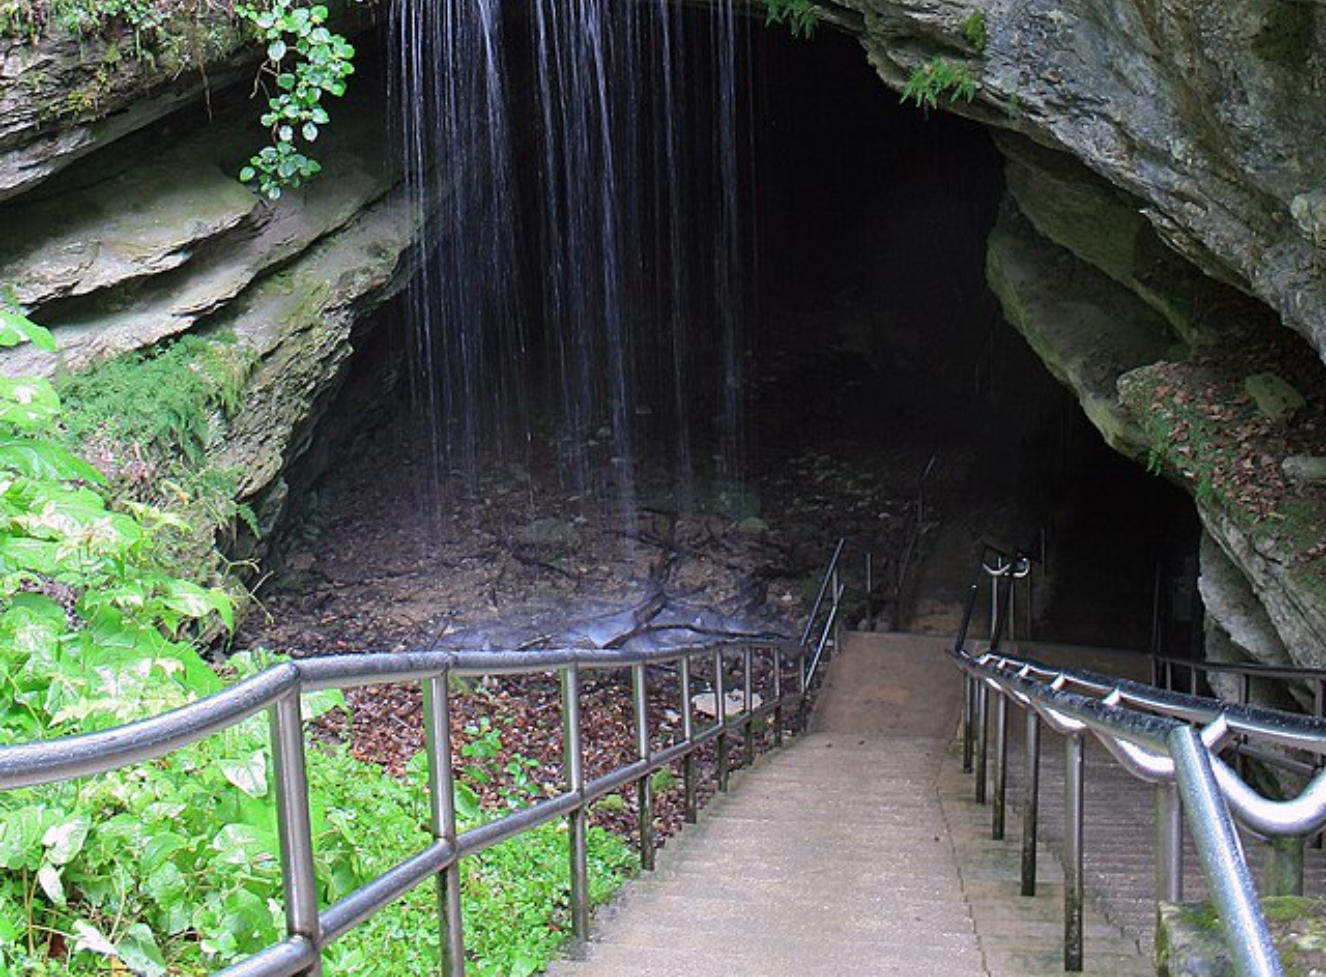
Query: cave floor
[[234, 409, 997, 837]]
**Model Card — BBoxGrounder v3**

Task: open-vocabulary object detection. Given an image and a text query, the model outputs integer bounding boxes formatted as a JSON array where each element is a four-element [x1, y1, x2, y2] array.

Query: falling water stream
[[389, 0, 751, 528]]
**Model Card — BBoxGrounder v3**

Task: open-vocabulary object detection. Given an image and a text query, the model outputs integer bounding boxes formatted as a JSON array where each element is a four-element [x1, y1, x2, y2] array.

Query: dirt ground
[[235, 401, 986, 840]]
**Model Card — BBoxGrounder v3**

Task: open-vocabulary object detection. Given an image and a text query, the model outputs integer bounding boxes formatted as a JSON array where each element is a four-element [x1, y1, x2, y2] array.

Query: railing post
[[1008, 578, 1017, 646], [1025, 568, 1034, 642], [831, 567, 842, 658], [1316, 679, 1324, 851], [975, 681, 989, 804], [772, 645, 784, 748], [798, 639, 809, 709], [424, 674, 466, 976], [1168, 725, 1282, 977], [1156, 781, 1184, 907], [1021, 709, 1040, 897], [965, 673, 975, 774], [965, 670, 975, 768], [1236, 675, 1252, 779], [742, 646, 754, 767], [1266, 835, 1305, 897], [633, 663, 655, 871], [993, 690, 1008, 840], [1064, 733, 1084, 973], [270, 693, 323, 977], [680, 655, 697, 824], [716, 650, 730, 792], [865, 553, 874, 631], [559, 666, 589, 943], [989, 563, 1000, 640]]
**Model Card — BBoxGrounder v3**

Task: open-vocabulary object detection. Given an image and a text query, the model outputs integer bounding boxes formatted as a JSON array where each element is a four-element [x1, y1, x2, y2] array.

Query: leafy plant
[[900, 57, 980, 110], [756, 0, 818, 38], [649, 766, 676, 794], [0, 0, 165, 47], [54, 333, 260, 592], [236, 0, 356, 199], [0, 318, 633, 971], [56, 334, 253, 466], [962, 10, 987, 52]]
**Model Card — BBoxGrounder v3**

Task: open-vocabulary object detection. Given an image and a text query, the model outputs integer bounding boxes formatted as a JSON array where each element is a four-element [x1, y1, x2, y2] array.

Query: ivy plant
[[236, 0, 356, 200]]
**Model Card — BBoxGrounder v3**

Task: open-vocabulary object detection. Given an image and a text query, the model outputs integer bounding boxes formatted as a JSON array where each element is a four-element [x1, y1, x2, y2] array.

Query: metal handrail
[[799, 536, 845, 648], [2, 640, 803, 976], [953, 541, 1323, 977], [953, 541, 1033, 655], [0, 540, 848, 976], [956, 645, 1289, 977], [800, 536, 845, 689], [1153, 653, 1326, 733]]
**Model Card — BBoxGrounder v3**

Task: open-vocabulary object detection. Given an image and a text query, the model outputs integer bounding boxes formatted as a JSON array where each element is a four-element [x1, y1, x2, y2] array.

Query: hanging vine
[[235, 0, 357, 199]]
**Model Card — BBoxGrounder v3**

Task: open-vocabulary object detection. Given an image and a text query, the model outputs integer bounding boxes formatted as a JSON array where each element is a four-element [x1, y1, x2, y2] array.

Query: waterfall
[[390, 0, 753, 524]]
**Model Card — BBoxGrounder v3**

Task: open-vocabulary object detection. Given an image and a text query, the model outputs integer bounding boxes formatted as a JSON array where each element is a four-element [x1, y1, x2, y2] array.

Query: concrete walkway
[[547, 633, 1152, 976]]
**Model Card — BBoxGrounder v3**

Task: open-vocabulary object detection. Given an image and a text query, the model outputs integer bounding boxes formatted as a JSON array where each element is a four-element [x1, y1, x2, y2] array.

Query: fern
[[757, 0, 818, 38], [900, 57, 980, 110]]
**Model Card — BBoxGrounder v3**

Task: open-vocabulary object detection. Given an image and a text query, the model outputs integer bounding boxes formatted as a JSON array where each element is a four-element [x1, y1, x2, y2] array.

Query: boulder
[[1283, 456, 1326, 489], [1244, 373, 1306, 426]]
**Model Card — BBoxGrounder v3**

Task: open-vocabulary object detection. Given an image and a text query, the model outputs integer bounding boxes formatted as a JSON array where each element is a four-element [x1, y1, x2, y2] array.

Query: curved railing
[[953, 547, 1326, 977], [0, 543, 847, 976]]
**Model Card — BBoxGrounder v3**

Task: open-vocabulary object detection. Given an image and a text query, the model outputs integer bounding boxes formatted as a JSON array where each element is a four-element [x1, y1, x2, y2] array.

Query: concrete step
[[542, 634, 1160, 977]]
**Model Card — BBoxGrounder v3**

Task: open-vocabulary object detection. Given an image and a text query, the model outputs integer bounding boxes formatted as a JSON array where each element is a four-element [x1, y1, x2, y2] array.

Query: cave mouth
[[244, 14, 1199, 657]]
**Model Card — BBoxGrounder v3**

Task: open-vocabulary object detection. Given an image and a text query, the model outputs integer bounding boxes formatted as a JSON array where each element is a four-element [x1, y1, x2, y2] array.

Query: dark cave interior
[[282, 13, 1201, 655]]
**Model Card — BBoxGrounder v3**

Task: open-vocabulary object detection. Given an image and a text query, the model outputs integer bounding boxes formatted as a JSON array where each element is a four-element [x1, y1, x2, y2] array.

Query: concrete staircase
[[545, 633, 1153, 976]]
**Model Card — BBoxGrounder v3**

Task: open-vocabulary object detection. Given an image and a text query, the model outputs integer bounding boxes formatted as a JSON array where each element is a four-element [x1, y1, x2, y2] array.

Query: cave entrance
[[243, 14, 1199, 658]]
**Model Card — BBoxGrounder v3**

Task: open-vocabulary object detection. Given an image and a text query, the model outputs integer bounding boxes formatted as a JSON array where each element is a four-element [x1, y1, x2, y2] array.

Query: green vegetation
[[0, 0, 166, 47], [56, 335, 253, 465], [1124, 366, 1326, 604], [0, 0, 359, 199], [53, 334, 260, 590], [756, 0, 818, 38], [649, 766, 676, 795], [236, 0, 357, 200], [0, 310, 636, 975], [963, 10, 987, 52], [901, 57, 980, 110]]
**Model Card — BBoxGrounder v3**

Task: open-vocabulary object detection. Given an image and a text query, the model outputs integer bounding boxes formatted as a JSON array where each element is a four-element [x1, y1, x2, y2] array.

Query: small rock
[[691, 690, 762, 718], [736, 516, 767, 536], [1291, 188, 1326, 248], [287, 551, 316, 572], [1283, 455, 1326, 487], [513, 517, 582, 551], [1243, 373, 1305, 424]]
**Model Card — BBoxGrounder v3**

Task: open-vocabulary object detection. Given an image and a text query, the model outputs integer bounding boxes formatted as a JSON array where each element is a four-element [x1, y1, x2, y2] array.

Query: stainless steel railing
[[0, 544, 846, 976], [953, 548, 1326, 977], [800, 536, 845, 688]]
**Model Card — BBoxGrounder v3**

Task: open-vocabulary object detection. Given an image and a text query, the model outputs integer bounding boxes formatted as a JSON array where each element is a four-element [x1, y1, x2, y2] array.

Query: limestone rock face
[[832, 0, 1326, 362], [985, 200, 1172, 456], [0, 56, 413, 551], [0, 17, 251, 201], [986, 143, 1326, 670]]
